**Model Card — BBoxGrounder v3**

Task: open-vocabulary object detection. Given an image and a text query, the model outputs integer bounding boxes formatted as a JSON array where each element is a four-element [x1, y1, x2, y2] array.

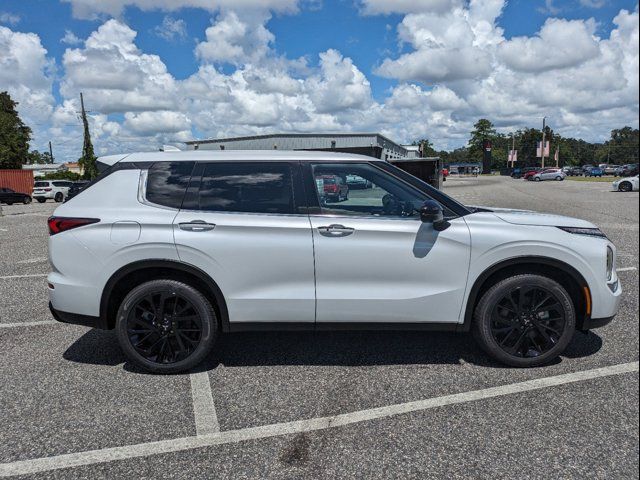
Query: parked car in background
[[566, 166, 583, 176], [585, 167, 604, 178], [32, 180, 73, 203], [345, 174, 372, 189], [317, 174, 349, 202], [532, 169, 566, 182], [582, 165, 596, 175], [612, 175, 639, 192], [523, 168, 543, 180], [65, 181, 90, 202], [603, 165, 618, 175], [0, 187, 32, 205], [615, 164, 639, 177]]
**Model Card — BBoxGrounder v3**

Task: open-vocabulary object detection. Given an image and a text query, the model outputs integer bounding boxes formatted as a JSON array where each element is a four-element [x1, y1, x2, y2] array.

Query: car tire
[[555, 176, 563, 181], [472, 274, 576, 367], [619, 182, 632, 192], [115, 279, 218, 374], [534, 177, 541, 182], [36, 198, 46, 203], [5, 202, 13, 206], [54, 192, 64, 203], [23, 196, 32, 204]]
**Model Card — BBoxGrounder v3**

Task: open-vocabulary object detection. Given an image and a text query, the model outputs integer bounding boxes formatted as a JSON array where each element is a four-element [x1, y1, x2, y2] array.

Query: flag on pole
[[554, 147, 559, 165], [536, 141, 550, 158], [508, 150, 518, 164]]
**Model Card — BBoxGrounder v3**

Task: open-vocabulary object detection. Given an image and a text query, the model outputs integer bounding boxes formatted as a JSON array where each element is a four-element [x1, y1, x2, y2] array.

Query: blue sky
[[1, 0, 638, 159]]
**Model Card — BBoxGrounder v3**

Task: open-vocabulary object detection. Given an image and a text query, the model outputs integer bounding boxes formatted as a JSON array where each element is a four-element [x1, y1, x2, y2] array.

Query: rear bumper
[[49, 302, 107, 329]]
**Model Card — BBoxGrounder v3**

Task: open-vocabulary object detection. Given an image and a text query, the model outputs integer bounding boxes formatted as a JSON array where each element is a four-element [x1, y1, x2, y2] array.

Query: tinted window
[[34, 182, 49, 188], [52, 181, 71, 187], [197, 163, 294, 214], [146, 161, 195, 209]]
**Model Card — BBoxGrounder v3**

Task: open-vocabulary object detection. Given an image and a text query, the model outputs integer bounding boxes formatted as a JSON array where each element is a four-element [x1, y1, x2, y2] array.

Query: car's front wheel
[[619, 181, 633, 192], [534, 177, 541, 182], [116, 279, 218, 374], [23, 196, 32, 204], [36, 198, 46, 203], [473, 274, 575, 367]]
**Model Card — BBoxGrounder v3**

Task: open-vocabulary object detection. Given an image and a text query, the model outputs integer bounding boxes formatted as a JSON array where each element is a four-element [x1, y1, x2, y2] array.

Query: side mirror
[[419, 200, 450, 231]]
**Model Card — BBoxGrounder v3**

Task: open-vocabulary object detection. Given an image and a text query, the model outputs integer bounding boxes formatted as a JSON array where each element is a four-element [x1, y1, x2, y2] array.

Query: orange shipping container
[[0, 170, 35, 195]]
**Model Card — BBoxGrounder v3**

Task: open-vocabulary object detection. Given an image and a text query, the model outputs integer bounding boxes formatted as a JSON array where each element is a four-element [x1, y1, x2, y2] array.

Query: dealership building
[[184, 133, 442, 188]]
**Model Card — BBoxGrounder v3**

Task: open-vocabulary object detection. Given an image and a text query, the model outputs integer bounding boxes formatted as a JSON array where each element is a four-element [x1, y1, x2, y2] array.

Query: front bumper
[[580, 315, 615, 330]]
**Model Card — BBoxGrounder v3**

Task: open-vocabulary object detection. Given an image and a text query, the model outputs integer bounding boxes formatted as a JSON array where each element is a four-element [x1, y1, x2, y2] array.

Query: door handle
[[179, 220, 216, 232], [318, 224, 355, 237]]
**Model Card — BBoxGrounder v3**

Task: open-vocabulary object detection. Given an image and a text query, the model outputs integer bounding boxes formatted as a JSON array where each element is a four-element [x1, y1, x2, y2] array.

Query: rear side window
[[195, 162, 294, 214], [146, 162, 195, 209], [34, 182, 49, 188]]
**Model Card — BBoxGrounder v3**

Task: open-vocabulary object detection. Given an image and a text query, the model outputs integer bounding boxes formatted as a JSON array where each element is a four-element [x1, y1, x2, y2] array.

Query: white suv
[[33, 180, 73, 203], [47, 151, 621, 373]]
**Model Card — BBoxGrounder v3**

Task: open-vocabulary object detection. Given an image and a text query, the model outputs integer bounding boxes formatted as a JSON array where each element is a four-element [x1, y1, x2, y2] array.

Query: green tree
[[26, 150, 53, 165], [468, 119, 497, 164], [78, 93, 99, 180], [0, 91, 31, 169], [411, 138, 437, 156]]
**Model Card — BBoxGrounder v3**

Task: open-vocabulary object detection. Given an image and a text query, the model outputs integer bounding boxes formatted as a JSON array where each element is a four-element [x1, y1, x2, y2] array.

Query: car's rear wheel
[[54, 192, 64, 202], [619, 182, 632, 192], [473, 274, 575, 367], [116, 279, 218, 374]]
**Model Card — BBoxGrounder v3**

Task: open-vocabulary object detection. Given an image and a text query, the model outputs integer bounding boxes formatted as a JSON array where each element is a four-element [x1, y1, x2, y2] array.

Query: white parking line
[[1, 361, 637, 477], [190, 372, 220, 436], [0, 273, 47, 280], [0, 321, 58, 329], [617, 267, 637, 272]]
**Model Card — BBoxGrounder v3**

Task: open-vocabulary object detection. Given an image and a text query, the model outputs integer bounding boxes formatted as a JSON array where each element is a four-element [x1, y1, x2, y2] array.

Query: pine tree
[[0, 92, 31, 169], [78, 93, 99, 180]]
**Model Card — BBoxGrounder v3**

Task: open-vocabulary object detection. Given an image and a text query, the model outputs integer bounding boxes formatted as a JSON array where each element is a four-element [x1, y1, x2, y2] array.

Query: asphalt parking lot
[[0, 176, 638, 479]]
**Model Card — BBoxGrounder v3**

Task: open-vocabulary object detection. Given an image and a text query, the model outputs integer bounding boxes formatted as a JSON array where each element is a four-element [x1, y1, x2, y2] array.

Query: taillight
[[44, 188, 52, 191], [48, 217, 99, 235]]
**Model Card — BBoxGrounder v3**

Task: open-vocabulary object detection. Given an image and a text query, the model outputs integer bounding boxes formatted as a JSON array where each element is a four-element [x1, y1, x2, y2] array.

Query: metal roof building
[[184, 133, 411, 161]]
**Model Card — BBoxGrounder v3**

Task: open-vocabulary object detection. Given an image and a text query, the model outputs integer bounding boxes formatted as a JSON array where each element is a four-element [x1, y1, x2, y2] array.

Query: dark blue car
[[586, 167, 604, 177]]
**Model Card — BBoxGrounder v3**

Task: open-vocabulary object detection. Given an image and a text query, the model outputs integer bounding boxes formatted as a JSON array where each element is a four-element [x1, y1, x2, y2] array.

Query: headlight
[[606, 246, 615, 281], [558, 226, 607, 238]]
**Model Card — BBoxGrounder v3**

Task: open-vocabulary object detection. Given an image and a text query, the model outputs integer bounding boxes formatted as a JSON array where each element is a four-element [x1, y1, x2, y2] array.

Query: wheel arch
[[100, 259, 230, 332], [460, 256, 591, 332]]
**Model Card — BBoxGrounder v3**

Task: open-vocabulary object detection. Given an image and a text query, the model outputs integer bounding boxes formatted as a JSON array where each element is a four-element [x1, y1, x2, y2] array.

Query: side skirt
[[227, 322, 461, 333]]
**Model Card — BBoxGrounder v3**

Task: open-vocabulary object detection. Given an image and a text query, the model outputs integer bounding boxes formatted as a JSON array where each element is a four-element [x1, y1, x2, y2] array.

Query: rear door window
[[194, 162, 295, 214], [145, 161, 195, 209], [34, 182, 49, 188]]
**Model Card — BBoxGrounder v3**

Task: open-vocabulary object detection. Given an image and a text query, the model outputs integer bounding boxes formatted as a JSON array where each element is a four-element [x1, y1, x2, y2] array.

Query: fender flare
[[459, 255, 590, 332], [100, 259, 230, 331]]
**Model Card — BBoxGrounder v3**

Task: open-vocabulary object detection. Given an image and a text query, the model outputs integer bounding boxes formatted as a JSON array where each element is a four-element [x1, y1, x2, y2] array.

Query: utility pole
[[48, 141, 54, 163], [511, 133, 516, 168], [541, 117, 547, 169]]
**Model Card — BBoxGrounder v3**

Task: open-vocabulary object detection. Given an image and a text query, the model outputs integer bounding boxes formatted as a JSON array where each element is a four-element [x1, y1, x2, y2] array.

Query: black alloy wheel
[[127, 292, 203, 364], [490, 285, 566, 359], [473, 274, 575, 367], [54, 192, 64, 202], [116, 280, 217, 373], [23, 196, 31, 204], [619, 182, 632, 192]]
